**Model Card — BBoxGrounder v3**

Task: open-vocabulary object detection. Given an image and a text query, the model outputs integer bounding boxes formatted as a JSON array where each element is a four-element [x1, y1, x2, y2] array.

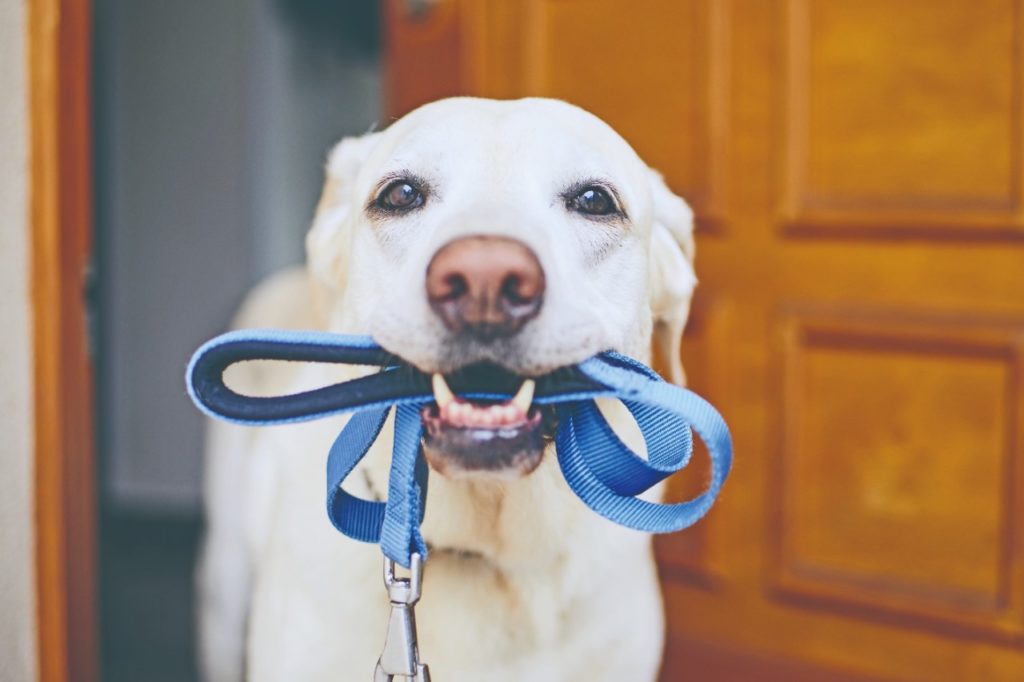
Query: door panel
[[782, 0, 1024, 233], [774, 312, 1024, 640], [385, 1, 1024, 678], [788, 0, 1020, 218]]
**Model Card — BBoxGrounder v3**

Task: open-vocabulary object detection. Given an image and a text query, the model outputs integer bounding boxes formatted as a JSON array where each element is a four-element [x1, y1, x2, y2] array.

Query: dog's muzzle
[[419, 365, 557, 479], [422, 236, 550, 476]]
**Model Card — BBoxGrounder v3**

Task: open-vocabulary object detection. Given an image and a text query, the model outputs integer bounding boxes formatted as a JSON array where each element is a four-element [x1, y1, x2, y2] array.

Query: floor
[[100, 513, 202, 682]]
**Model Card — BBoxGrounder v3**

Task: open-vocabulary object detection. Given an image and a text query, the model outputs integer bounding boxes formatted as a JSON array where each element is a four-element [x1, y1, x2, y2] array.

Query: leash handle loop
[[187, 329, 733, 568]]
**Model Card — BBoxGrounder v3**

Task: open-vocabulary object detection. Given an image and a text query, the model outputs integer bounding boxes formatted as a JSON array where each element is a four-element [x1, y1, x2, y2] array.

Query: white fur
[[198, 97, 696, 681]]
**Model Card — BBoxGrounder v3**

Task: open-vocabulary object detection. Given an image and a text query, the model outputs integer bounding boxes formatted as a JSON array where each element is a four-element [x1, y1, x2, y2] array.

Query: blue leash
[[187, 328, 733, 568]]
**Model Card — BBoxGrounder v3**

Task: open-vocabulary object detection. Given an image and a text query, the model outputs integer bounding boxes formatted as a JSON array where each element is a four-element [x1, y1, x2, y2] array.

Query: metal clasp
[[374, 553, 430, 681]]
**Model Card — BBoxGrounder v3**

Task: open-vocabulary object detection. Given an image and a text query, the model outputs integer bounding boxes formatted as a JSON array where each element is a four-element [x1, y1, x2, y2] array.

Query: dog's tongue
[[432, 373, 535, 429]]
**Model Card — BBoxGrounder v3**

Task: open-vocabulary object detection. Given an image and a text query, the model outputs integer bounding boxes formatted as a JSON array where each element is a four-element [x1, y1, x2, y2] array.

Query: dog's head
[[307, 98, 696, 479]]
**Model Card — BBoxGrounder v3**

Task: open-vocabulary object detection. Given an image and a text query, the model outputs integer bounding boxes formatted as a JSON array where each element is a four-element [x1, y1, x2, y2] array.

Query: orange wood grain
[[386, 2, 1024, 678], [384, 0, 470, 119], [29, 0, 98, 680]]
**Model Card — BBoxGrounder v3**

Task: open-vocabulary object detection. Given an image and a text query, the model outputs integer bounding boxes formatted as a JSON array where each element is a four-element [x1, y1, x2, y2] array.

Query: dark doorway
[[92, 2, 381, 678]]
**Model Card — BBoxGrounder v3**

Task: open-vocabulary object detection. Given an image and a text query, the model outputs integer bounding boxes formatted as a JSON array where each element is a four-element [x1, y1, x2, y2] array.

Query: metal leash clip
[[374, 553, 430, 681]]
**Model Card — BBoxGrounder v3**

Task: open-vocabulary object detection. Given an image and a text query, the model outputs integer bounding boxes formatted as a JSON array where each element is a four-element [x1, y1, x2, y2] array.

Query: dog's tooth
[[462, 404, 480, 427], [511, 379, 535, 414], [447, 401, 467, 426], [432, 373, 455, 409], [479, 409, 497, 428]]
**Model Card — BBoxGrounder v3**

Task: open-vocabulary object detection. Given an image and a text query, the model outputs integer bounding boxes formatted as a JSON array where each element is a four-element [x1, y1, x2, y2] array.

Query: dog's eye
[[378, 180, 425, 212], [569, 187, 618, 217]]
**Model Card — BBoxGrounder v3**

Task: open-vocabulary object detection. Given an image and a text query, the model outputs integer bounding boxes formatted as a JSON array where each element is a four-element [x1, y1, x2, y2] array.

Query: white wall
[[0, 0, 38, 680], [94, 0, 380, 512]]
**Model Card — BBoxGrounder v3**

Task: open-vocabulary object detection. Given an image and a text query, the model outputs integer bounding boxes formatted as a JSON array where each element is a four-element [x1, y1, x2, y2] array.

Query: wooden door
[[30, 0, 98, 680], [385, 1, 1024, 679]]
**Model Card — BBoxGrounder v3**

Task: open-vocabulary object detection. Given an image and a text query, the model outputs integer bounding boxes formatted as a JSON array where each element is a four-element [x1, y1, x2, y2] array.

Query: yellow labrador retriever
[[198, 97, 696, 681]]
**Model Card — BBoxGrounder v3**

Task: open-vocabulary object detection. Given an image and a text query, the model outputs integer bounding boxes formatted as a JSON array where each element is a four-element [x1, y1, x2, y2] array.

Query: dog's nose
[[426, 236, 545, 340]]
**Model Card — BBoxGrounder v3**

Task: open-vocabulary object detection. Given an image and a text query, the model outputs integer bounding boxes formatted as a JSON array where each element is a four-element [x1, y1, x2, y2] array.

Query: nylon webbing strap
[[187, 329, 733, 567]]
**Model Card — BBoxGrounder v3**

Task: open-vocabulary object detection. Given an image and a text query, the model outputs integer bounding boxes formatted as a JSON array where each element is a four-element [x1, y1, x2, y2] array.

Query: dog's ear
[[647, 169, 697, 386], [306, 132, 381, 325]]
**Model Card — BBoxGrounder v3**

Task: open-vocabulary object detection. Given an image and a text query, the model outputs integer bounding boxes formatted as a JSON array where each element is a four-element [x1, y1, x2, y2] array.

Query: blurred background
[[8, 0, 1024, 680], [93, 2, 380, 680]]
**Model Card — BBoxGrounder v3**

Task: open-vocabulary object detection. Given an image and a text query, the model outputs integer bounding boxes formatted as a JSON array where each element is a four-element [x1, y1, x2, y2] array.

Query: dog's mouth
[[420, 364, 557, 479]]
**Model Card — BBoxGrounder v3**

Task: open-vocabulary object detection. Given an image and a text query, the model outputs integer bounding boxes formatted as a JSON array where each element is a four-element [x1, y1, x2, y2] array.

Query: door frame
[[29, 0, 98, 680]]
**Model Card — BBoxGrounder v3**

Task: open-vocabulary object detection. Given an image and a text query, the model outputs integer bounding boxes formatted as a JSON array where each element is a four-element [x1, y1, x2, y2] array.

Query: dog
[[197, 97, 697, 681]]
